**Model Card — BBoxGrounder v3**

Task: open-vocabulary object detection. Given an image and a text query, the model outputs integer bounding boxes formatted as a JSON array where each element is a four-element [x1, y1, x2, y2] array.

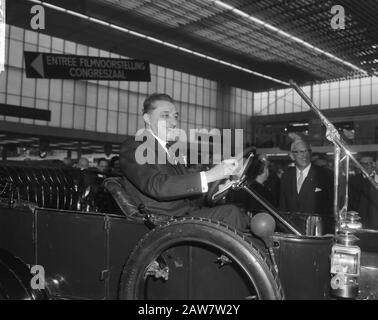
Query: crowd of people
[[115, 92, 378, 236], [60, 155, 121, 176], [61, 139, 376, 233], [16, 93, 378, 233], [228, 145, 378, 232]]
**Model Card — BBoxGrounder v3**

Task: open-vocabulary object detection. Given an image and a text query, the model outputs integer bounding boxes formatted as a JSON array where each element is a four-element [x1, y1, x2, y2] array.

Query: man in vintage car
[[119, 93, 249, 230]]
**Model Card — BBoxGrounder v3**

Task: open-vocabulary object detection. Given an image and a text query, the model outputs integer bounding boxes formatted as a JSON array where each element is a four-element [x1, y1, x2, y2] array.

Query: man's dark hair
[[247, 156, 267, 180], [142, 93, 174, 114], [109, 155, 120, 168]]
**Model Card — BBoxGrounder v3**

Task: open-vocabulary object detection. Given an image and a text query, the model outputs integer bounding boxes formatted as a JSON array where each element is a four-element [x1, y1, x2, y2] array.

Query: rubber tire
[[0, 249, 48, 300], [119, 217, 284, 300]]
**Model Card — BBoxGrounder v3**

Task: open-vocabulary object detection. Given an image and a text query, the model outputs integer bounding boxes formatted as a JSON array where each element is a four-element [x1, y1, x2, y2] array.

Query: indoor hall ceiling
[[7, 0, 378, 91]]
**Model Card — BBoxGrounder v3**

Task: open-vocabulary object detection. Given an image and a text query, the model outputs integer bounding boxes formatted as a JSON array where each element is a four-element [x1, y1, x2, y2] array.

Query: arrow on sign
[[30, 54, 45, 77]]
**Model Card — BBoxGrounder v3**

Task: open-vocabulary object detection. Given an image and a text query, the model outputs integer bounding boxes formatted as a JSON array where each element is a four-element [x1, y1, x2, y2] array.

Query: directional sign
[[24, 51, 151, 81]]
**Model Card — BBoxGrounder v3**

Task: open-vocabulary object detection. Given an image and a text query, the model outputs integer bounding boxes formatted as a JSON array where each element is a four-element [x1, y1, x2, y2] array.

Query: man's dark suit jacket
[[279, 164, 333, 218], [119, 131, 203, 217], [349, 174, 378, 229]]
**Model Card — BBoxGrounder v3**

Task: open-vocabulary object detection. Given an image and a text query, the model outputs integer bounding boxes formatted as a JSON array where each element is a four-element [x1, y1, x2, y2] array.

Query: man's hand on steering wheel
[[205, 158, 243, 205], [218, 178, 232, 191], [204, 147, 256, 205], [204, 158, 240, 183]]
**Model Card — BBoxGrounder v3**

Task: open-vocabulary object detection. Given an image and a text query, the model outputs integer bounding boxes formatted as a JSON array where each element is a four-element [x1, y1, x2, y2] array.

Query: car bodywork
[[0, 161, 377, 300], [0, 204, 148, 299]]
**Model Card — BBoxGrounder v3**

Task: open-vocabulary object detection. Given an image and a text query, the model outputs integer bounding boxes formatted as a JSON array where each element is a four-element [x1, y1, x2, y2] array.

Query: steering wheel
[[206, 177, 234, 205], [206, 147, 256, 205]]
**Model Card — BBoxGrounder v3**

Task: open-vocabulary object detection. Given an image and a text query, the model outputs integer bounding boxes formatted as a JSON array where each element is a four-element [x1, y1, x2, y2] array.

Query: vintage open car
[[1, 84, 378, 300]]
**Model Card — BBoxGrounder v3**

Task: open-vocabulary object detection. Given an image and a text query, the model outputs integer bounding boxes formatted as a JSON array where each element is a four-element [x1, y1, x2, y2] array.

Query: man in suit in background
[[279, 139, 334, 233], [120, 93, 249, 230], [349, 154, 378, 229]]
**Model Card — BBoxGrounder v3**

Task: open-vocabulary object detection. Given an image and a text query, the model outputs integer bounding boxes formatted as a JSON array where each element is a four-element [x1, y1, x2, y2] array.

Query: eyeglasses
[[361, 161, 373, 165], [292, 149, 310, 155]]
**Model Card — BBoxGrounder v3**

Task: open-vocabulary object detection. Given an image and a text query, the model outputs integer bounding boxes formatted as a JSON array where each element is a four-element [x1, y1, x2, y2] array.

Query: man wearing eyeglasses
[[279, 139, 333, 233]]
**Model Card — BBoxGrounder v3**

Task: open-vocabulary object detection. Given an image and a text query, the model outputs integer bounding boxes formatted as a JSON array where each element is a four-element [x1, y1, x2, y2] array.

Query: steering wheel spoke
[[206, 149, 256, 205]]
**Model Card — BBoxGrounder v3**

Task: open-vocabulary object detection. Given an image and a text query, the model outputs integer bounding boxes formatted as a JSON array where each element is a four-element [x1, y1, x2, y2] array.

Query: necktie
[[297, 170, 304, 194], [166, 142, 187, 172], [166, 141, 178, 164], [165, 141, 175, 149]]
